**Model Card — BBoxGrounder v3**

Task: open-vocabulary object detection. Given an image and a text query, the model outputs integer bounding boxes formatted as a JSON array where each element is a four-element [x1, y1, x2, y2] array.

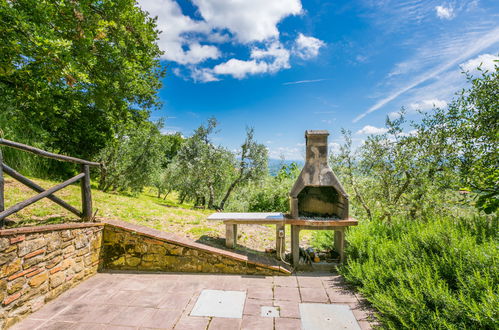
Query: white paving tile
[[190, 290, 246, 318], [300, 303, 361, 330]]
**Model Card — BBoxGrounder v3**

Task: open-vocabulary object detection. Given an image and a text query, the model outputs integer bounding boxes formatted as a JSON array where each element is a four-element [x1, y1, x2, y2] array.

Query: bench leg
[[226, 224, 237, 248], [291, 225, 300, 267], [275, 224, 285, 258], [334, 229, 345, 263]]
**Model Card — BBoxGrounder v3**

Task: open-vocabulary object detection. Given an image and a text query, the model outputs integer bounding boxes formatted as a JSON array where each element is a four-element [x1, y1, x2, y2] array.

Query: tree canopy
[[0, 0, 165, 159]]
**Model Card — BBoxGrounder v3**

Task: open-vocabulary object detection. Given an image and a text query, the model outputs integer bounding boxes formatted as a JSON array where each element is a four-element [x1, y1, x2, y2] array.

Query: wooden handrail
[[3, 164, 83, 217], [0, 173, 84, 220], [0, 139, 97, 227], [0, 138, 100, 167]]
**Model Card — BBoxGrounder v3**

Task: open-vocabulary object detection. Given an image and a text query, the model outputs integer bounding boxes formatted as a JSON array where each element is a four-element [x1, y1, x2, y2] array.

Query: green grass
[[3, 175, 307, 252]]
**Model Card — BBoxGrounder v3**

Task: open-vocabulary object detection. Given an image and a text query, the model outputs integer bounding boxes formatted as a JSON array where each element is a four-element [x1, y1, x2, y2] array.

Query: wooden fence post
[[0, 148, 4, 228], [81, 165, 92, 221]]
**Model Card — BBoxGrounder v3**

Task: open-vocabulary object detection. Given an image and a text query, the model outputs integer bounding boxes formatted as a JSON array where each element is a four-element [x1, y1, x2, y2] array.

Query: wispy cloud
[[435, 5, 455, 20], [321, 119, 335, 124], [356, 125, 388, 135], [353, 25, 499, 123], [313, 111, 335, 114], [268, 146, 304, 160], [283, 78, 327, 85]]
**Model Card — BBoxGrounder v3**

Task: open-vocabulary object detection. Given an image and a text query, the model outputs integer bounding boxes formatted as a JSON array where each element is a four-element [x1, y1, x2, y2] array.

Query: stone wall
[[102, 220, 289, 276], [0, 220, 289, 329], [0, 223, 103, 329]]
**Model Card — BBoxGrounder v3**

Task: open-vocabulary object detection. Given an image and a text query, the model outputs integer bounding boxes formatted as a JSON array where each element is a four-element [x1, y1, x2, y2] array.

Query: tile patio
[[11, 271, 377, 330]]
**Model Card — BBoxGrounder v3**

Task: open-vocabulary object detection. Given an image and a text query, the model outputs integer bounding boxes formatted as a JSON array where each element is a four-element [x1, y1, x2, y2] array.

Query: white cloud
[[182, 43, 220, 64], [213, 59, 268, 79], [460, 53, 499, 74], [321, 119, 335, 124], [388, 61, 412, 77], [251, 42, 291, 72], [160, 127, 183, 135], [138, 0, 327, 82], [294, 33, 325, 59], [408, 98, 447, 111], [192, 0, 302, 43], [356, 125, 388, 135], [283, 79, 327, 85], [399, 129, 418, 137], [435, 5, 454, 20], [356, 55, 368, 63], [354, 26, 499, 122], [388, 111, 402, 120], [191, 67, 220, 82], [268, 146, 304, 160], [329, 142, 341, 153], [212, 41, 290, 79], [138, 0, 216, 64]]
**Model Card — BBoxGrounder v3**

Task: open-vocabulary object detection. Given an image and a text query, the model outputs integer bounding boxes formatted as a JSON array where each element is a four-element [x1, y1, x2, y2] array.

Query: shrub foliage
[[342, 216, 498, 329]]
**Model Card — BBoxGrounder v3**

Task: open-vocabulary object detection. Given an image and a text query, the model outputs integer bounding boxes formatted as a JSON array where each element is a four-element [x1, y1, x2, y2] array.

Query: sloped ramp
[[101, 219, 291, 276]]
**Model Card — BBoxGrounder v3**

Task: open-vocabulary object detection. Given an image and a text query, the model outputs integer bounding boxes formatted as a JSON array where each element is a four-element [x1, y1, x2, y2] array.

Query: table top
[[207, 212, 285, 224], [207, 212, 358, 226], [207, 212, 285, 220]]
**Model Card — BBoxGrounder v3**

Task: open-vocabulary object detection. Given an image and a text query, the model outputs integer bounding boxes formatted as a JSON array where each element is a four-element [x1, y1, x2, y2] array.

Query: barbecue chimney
[[289, 130, 349, 219]]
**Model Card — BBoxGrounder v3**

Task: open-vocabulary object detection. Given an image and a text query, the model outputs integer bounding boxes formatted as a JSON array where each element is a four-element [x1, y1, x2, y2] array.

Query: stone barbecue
[[208, 129, 358, 268], [289, 130, 349, 221]]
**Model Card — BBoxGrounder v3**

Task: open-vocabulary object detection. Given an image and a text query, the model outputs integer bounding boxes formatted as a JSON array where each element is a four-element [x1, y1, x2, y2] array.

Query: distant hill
[[268, 158, 304, 176]]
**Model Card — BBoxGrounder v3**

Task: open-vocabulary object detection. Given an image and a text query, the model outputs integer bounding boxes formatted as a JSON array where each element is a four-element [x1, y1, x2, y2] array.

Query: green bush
[[225, 162, 301, 212], [340, 215, 498, 329]]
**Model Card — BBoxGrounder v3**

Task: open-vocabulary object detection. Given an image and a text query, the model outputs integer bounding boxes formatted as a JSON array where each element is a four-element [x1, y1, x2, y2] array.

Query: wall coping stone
[[0, 220, 291, 275], [102, 219, 291, 275], [0, 222, 104, 236]]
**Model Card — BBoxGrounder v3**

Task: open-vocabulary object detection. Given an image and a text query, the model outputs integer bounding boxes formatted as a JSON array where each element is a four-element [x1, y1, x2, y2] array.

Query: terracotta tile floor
[[11, 271, 377, 330]]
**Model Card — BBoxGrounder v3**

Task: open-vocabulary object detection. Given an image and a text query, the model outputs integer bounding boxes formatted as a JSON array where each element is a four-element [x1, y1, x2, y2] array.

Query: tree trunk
[[98, 164, 107, 190], [208, 184, 215, 209], [163, 189, 171, 200], [219, 177, 241, 210]]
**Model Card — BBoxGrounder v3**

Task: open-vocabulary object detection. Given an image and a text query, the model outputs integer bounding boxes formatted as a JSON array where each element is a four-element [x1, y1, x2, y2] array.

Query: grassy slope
[[3, 175, 306, 253]]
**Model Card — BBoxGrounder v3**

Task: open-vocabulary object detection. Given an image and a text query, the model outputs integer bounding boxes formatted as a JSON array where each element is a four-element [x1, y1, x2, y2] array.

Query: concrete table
[[207, 212, 286, 256]]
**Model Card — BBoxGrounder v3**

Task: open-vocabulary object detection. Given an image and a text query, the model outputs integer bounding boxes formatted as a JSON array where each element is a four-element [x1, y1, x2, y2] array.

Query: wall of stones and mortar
[[0, 220, 288, 329], [102, 223, 287, 276], [0, 224, 103, 329]]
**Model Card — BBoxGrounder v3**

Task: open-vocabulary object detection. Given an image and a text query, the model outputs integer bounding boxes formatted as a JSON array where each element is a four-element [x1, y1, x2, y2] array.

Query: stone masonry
[[0, 223, 103, 329], [102, 220, 289, 276], [1, 220, 289, 329]]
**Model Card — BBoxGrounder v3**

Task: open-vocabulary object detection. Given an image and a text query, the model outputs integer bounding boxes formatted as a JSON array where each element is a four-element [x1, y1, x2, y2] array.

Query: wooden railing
[[0, 138, 100, 228]]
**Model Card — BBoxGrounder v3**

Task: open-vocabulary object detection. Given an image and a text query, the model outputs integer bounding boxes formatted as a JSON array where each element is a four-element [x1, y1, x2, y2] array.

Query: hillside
[[2, 175, 309, 254]]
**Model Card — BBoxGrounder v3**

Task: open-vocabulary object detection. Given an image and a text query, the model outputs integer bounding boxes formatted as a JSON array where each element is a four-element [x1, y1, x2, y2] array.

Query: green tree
[[417, 65, 499, 213], [98, 121, 163, 193], [331, 112, 460, 222], [171, 118, 235, 208], [151, 132, 185, 198], [0, 0, 164, 161], [168, 119, 268, 209], [219, 128, 268, 210]]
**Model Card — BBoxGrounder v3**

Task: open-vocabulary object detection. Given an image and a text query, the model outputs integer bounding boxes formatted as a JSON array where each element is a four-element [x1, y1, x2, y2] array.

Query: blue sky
[[139, 0, 499, 160]]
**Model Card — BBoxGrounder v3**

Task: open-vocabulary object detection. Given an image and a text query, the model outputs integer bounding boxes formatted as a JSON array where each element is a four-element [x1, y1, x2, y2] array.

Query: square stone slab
[[260, 306, 280, 318], [190, 290, 246, 318], [300, 303, 361, 330]]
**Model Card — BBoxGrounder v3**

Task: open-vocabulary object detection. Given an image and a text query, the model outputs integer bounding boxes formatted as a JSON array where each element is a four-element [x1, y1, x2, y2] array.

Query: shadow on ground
[[196, 235, 292, 272]]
